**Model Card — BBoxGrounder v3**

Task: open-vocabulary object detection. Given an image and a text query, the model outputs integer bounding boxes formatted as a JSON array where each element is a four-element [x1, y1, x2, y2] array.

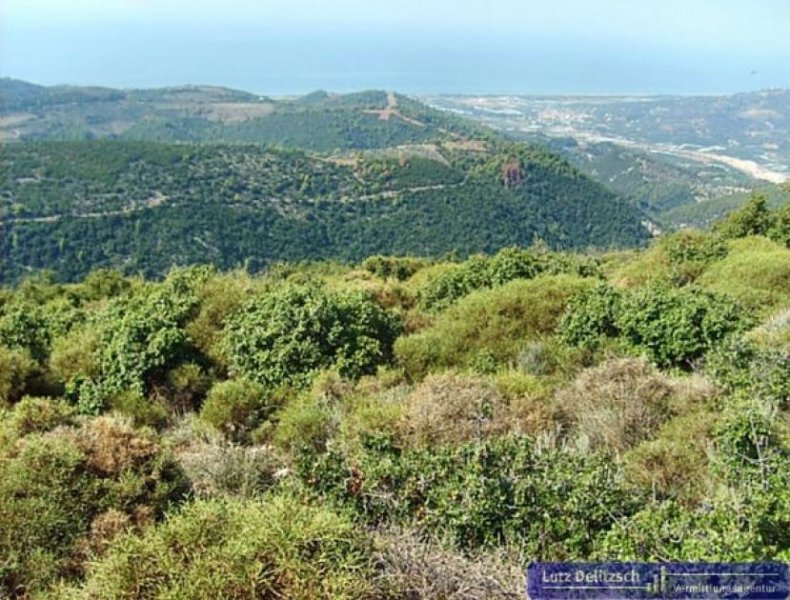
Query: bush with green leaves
[[601, 405, 790, 560], [0, 345, 36, 406], [594, 496, 769, 561], [64, 495, 378, 599], [397, 275, 592, 378], [561, 283, 753, 369], [419, 246, 600, 311], [0, 303, 52, 363], [6, 396, 75, 436], [713, 398, 788, 483], [0, 416, 189, 596], [299, 434, 642, 558], [706, 338, 789, 410], [200, 379, 274, 443], [558, 282, 624, 351], [224, 285, 402, 388], [618, 285, 753, 369], [661, 230, 728, 266], [362, 255, 429, 281], [98, 272, 203, 392], [660, 230, 728, 284], [70, 268, 208, 414], [768, 203, 790, 247], [707, 193, 789, 248], [713, 194, 774, 240]]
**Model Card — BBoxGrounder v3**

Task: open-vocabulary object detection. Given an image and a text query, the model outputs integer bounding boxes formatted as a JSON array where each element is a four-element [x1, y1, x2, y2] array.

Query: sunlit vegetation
[[0, 202, 788, 597]]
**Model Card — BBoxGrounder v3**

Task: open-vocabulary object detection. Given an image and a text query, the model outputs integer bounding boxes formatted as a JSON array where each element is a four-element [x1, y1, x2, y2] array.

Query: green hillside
[[662, 182, 790, 228], [1, 202, 788, 597], [0, 140, 650, 283]]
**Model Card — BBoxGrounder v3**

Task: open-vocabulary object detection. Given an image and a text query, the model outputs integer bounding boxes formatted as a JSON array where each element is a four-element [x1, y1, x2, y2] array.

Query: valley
[[425, 91, 790, 227]]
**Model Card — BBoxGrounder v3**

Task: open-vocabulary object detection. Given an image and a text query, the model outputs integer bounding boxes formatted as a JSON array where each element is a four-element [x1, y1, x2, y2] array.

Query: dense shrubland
[[0, 200, 788, 597]]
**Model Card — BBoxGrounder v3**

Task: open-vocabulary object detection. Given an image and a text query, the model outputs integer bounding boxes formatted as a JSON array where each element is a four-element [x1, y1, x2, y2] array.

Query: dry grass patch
[[73, 416, 159, 476], [375, 528, 524, 600], [624, 409, 717, 505], [555, 358, 676, 454], [397, 373, 512, 448]]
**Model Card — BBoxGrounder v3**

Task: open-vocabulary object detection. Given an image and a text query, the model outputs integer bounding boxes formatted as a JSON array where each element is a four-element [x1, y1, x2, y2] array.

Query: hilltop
[[0, 79, 478, 150]]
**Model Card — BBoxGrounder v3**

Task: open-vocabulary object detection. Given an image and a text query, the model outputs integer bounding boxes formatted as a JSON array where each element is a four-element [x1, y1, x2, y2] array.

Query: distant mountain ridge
[[0, 79, 480, 149]]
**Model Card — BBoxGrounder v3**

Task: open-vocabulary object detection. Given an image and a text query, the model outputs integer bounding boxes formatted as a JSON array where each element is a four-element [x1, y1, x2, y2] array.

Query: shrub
[[362, 255, 429, 281], [338, 384, 409, 450], [77, 268, 132, 301], [178, 442, 283, 499], [67, 269, 207, 416], [0, 304, 51, 363], [0, 416, 187, 596], [48, 324, 102, 385], [558, 282, 624, 351], [555, 358, 676, 454], [660, 229, 728, 284], [713, 398, 786, 484], [697, 237, 790, 315], [706, 338, 789, 410], [515, 340, 558, 376], [617, 285, 752, 369], [397, 373, 511, 448], [563, 283, 753, 370], [605, 245, 672, 289], [0, 433, 95, 595], [168, 415, 285, 498], [661, 230, 728, 266], [224, 285, 402, 388], [397, 275, 593, 379], [301, 435, 642, 558], [419, 247, 599, 311], [184, 270, 257, 368], [200, 379, 273, 443], [768, 203, 790, 247], [624, 409, 716, 504], [273, 394, 340, 457], [66, 495, 377, 599], [0, 345, 36, 406], [8, 396, 75, 437], [713, 193, 773, 239], [749, 308, 790, 351], [96, 273, 201, 398], [162, 361, 212, 413], [374, 528, 524, 599], [594, 497, 766, 561], [109, 389, 171, 430]]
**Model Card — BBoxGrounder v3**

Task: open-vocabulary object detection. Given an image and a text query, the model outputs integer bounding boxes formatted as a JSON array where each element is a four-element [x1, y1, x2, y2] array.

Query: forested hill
[[0, 80, 481, 150], [0, 140, 649, 282], [0, 79, 652, 283]]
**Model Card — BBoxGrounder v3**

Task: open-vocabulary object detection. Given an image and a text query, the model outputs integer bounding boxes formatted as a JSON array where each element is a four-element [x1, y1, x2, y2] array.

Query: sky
[[2, 0, 789, 95]]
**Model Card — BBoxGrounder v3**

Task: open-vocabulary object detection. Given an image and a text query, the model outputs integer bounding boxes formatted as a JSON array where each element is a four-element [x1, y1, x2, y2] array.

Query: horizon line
[[3, 75, 789, 100]]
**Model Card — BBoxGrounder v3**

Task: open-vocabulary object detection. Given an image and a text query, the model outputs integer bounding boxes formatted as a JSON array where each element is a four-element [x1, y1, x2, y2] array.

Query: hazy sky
[[2, 0, 789, 94]]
